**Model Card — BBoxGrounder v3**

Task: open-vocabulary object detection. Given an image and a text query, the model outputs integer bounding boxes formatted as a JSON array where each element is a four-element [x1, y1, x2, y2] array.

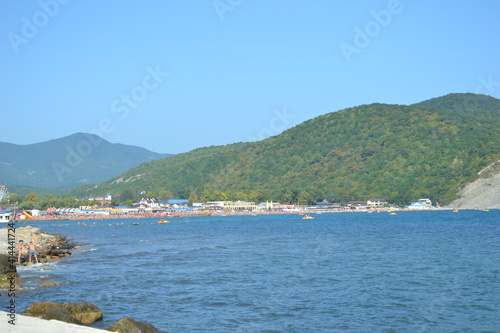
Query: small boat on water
[[389, 212, 397, 215], [158, 219, 170, 223], [302, 214, 315, 220]]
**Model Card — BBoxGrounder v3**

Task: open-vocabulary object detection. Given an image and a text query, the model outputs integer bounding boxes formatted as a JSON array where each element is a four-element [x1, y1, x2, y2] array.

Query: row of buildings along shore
[[85, 196, 435, 212], [3, 197, 437, 219]]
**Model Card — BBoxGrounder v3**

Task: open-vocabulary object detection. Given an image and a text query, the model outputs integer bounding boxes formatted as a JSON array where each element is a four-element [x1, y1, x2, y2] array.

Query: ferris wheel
[[0, 184, 9, 202]]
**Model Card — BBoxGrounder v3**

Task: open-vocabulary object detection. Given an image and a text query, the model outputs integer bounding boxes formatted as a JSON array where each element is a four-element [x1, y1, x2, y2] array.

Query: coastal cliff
[[449, 160, 500, 209]]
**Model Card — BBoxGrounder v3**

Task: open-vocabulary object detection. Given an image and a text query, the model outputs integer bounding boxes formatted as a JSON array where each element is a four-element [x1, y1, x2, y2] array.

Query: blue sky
[[1, 0, 499, 154]]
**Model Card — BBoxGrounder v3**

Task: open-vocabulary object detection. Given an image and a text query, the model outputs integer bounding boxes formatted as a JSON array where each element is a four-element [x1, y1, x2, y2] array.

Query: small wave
[[206, 301, 228, 307], [102, 250, 153, 259], [80, 248, 98, 252], [183, 245, 228, 254], [17, 286, 39, 291], [407, 280, 430, 287], [291, 306, 310, 311], [17, 262, 59, 271], [140, 238, 175, 243], [173, 279, 195, 285]]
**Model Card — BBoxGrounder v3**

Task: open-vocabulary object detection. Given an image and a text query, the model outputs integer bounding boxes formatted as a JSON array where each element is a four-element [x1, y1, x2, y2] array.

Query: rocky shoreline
[[0, 307, 160, 333], [0, 225, 79, 293], [0, 226, 159, 332], [0, 225, 81, 265], [17, 301, 159, 332]]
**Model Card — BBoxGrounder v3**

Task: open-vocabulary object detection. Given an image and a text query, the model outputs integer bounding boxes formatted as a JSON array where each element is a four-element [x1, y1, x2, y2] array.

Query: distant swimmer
[[28, 241, 39, 263]]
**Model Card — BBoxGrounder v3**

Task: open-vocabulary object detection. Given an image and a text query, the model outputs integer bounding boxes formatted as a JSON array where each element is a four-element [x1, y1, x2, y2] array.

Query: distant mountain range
[[0, 133, 171, 191], [65, 93, 500, 206]]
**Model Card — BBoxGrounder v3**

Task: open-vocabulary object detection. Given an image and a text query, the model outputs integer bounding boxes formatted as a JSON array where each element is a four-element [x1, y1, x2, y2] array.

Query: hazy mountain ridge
[[0, 133, 171, 190]]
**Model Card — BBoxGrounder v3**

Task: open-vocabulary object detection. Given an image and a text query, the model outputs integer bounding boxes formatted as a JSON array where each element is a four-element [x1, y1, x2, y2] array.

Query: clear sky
[[1, 0, 499, 154]]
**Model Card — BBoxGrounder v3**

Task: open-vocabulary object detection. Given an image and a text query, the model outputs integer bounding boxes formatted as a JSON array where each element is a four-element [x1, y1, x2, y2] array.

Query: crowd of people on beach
[[16, 209, 304, 222], [10, 205, 453, 223]]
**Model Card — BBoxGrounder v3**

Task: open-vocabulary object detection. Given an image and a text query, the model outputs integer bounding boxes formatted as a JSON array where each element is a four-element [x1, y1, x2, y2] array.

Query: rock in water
[[108, 316, 160, 333], [0, 254, 15, 274], [1, 225, 76, 258], [61, 302, 103, 324], [0, 254, 23, 291], [22, 301, 59, 313], [38, 308, 86, 325], [22, 302, 68, 318], [38, 281, 60, 286], [22, 301, 103, 324]]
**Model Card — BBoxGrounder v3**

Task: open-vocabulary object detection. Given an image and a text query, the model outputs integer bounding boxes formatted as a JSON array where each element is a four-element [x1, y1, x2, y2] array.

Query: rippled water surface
[[11, 210, 500, 332]]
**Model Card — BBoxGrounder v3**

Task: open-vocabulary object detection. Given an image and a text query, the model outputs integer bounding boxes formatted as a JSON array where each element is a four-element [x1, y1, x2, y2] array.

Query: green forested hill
[[414, 93, 500, 120], [66, 93, 500, 205]]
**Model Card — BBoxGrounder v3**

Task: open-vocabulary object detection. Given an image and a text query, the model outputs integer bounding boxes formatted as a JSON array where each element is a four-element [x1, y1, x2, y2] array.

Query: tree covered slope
[[66, 94, 500, 205]]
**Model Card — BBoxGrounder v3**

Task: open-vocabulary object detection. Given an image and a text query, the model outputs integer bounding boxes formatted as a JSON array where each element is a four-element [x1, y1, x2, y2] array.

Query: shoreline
[[0, 225, 79, 265], [0, 310, 108, 333], [10, 207, 472, 223]]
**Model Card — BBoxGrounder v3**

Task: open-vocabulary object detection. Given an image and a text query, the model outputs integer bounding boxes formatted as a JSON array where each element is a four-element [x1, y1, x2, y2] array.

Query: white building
[[367, 198, 388, 209], [139, 197, 161, 209], [223, 201, 259, 211], [407, 198, 434, 210]]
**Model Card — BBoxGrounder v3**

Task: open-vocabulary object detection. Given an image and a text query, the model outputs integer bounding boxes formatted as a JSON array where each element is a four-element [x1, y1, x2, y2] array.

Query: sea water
[[8, 210, 500, 332]]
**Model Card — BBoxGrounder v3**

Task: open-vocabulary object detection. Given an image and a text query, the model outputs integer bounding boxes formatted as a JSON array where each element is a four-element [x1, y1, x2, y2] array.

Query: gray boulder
[[0, 254, 16, 274], [108, 316, 160, 333], [38, 308, 86, 325], [22, 301, 103, 325], [62, 302, 103, 323], [0, 254, 22, 291]]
